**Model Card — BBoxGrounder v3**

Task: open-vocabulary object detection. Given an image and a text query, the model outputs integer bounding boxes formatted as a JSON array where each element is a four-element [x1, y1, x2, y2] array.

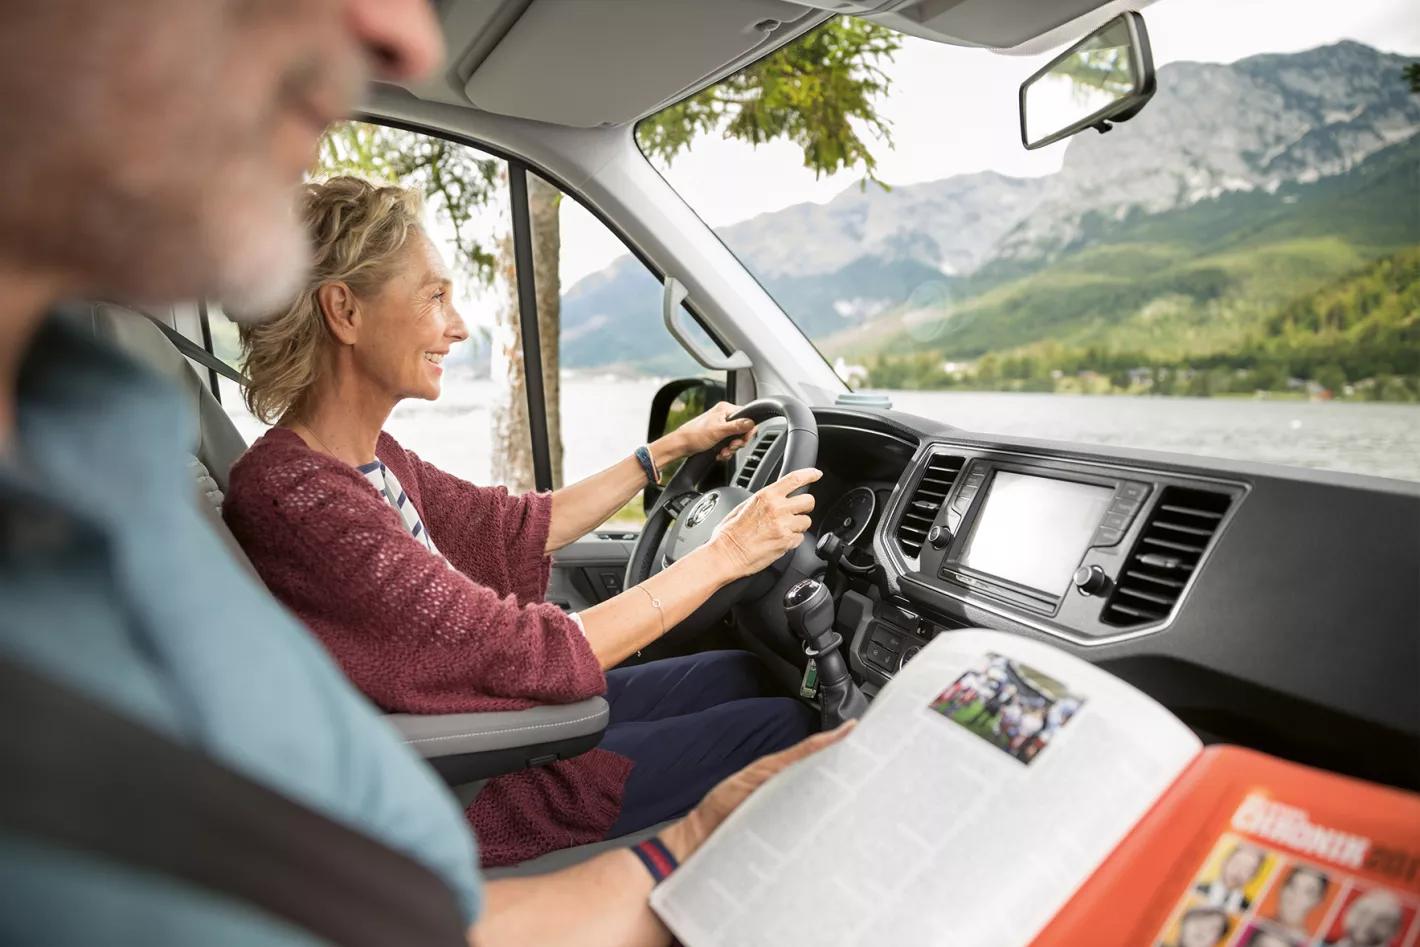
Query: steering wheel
[[625, 396, 819, 630]]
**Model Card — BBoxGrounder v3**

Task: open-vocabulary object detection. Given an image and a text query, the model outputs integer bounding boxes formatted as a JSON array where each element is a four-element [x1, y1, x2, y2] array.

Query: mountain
[[833, 132, 1420, 361], [994, 41, 1420, 263], [559, 41, 1420, 372], [558, 172, 1049, 369]]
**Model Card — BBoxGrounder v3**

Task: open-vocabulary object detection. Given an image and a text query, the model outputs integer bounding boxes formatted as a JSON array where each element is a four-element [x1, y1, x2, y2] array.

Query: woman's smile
[[423, 351, 446, 374]]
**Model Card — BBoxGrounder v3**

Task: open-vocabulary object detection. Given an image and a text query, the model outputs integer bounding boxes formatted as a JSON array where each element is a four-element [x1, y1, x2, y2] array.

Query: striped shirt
[[358, 459, 440, 557]]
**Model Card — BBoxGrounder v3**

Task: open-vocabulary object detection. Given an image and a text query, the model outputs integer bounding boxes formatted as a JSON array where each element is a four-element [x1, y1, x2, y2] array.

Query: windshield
[[634, 1, 1420, 483]]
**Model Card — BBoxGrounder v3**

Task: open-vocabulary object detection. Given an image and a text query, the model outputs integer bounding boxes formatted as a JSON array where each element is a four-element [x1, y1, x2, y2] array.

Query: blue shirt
[[0, 313, 482, 943]]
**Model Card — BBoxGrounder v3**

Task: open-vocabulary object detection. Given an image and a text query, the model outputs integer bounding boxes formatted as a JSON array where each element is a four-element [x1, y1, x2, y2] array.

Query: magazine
[[649, 630, 1420, 947]]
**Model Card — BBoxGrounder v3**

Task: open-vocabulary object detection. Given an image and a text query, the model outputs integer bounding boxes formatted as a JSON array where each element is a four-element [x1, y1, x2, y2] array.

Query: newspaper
[[650, 629, 1201, 947]]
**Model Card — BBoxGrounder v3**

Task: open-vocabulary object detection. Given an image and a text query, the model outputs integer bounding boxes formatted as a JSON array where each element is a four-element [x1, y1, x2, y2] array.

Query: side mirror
[[644, 377, 728, 508], [1019, 11, 1156, 151]]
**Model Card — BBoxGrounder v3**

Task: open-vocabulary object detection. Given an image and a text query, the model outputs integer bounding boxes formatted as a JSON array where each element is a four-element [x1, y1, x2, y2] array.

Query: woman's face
[[354, 228, 467, 403]]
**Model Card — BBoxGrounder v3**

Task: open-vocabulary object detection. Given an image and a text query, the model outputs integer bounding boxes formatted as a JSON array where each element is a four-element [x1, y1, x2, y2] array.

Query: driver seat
[[83, 302, 610, 786]]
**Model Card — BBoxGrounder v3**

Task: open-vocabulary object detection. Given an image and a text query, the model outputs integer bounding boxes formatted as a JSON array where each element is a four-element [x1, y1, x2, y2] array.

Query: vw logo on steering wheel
[[685, 492, 720, 528]]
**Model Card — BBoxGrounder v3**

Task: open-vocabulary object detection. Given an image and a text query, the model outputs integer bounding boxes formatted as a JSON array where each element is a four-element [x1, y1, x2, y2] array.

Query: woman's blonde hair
[[239, 175, 424, 423]]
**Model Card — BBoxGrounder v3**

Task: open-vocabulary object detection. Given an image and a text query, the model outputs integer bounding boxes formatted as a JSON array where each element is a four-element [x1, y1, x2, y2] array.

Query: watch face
[[823, 486, 878, 546]]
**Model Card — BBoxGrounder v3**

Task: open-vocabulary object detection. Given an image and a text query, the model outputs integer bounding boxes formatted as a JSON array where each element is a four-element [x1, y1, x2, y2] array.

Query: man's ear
[[315, 281, 360, 345]]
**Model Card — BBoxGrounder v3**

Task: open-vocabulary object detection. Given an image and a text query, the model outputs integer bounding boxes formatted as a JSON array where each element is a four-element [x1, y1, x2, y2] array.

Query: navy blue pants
[[599, 650, 818, 837]]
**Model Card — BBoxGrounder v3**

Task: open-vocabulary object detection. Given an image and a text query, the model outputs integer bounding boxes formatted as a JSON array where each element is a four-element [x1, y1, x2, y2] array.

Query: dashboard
[[733, 406, 1420, 792]]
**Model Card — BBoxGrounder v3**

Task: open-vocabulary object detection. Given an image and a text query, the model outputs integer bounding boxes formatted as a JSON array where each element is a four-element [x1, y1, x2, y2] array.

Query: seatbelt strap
[[0, 656, 469, 947], [145, 314, 251, 386]]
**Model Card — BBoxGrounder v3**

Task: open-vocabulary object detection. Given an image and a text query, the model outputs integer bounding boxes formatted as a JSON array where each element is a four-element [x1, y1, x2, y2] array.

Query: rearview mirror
[[1019, 12, 1155, 150]]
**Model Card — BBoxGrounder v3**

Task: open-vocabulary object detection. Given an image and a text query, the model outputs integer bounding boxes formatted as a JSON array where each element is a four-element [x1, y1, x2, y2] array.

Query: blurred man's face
[[1277, 870, 1326, 926], [0, 0, 440, 317], [1343, 890, 1404, 946], [1222, 848, 1263, 889]]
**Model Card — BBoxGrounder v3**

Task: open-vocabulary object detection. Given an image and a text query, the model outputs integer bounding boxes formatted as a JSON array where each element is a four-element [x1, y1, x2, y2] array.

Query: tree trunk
[[488, 170, 564, 493], [529, 175, 564, 489], [489, 218, 535, 494]]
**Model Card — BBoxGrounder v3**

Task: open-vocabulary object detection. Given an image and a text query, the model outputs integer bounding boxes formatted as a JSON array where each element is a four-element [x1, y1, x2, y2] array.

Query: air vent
[[895, 453, 966, 559], [1101, 485, 1233, 627], [735, 430, 781, 488]]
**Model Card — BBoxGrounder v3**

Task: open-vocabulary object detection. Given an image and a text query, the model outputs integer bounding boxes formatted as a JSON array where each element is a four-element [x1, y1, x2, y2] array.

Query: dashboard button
[[866, 643, 893, 668], [1100, 512, 1130, 530], [1109, 497, 1140, 516], [1073, 564, 1110, 596], [1092, 526, 1124, 546], [927, 525, 953, 549], [1119, 481, 1151, 500], [873, 631, 900, 653]]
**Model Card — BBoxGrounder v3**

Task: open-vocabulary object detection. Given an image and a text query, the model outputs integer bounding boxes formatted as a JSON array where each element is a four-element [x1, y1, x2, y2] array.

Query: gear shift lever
[[784, 578, 868, 728]]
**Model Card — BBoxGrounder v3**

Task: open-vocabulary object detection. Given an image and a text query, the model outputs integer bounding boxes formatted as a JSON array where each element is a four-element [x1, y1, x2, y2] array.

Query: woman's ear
[[315, 281, 360, 345]]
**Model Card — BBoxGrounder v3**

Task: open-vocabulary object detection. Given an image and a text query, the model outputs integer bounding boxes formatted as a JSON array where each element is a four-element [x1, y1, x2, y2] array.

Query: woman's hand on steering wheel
[[668, 401, 757, 462], [709, 467, 822, 578]]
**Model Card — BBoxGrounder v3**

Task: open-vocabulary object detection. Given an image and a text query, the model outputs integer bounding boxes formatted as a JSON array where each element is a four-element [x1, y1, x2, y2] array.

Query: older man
[[0, 3, 839, 945]]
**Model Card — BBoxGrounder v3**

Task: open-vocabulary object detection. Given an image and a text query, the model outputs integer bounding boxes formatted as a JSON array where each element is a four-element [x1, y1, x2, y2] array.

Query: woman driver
[[223, 176, 820, 866]]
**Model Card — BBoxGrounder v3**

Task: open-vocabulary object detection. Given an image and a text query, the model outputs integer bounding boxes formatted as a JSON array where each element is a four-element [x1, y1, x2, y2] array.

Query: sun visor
[[463, 0, 817, 127]]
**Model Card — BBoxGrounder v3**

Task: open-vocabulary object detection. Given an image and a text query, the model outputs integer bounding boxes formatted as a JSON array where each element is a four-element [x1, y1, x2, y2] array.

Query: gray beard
[[213, 194, 313, 325]]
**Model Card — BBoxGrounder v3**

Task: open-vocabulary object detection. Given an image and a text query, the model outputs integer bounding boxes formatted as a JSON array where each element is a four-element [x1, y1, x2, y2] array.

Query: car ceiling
[[397, 0, 1138, 129]]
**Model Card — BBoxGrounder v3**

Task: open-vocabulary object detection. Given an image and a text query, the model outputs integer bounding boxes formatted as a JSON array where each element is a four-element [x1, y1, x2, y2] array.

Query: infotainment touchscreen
[[959, 472, 1114, 597]]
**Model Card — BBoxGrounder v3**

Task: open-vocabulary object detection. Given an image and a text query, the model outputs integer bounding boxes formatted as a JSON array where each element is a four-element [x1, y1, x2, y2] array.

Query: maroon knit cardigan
[[223, 427, 633, 866]]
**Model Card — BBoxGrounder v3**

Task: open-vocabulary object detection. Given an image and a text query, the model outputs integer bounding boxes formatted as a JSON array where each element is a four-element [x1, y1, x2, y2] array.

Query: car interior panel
[[54, 0, 1419, 890]]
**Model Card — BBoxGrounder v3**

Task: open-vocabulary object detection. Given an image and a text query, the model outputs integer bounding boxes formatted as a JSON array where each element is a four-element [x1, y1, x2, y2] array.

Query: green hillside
[[851, 135, 1420, 401]]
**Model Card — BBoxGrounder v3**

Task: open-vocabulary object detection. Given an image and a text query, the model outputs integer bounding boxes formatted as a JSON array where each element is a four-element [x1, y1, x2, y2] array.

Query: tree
[[637, 18, 900, 181], [318, 17, 900, 490]]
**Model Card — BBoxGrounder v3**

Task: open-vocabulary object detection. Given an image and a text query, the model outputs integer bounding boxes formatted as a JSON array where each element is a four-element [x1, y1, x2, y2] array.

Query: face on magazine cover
[[1220, 845, 1265, 890], [1267, 864, 1330, 932], [1325, 887, 1407, 947], [1170, 905, 1231, 947]]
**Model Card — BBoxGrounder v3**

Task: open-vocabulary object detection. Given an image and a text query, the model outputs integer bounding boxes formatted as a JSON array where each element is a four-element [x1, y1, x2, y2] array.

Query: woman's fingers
[[768, 467, 822, 496], [789, 514, 812, 534], [785, 492, 816, 514]]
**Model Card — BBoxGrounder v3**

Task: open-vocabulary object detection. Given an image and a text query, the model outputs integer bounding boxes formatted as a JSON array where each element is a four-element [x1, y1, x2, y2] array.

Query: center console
[[848, 444, 1246, 684]]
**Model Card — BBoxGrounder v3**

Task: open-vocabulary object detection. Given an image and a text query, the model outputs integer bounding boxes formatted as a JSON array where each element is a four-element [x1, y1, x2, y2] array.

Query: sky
[[554, 0, 1420, 289]]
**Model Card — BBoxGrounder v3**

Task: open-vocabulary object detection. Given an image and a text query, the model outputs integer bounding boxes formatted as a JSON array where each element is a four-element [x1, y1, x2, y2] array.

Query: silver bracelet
[[635, 584, 665, 636]]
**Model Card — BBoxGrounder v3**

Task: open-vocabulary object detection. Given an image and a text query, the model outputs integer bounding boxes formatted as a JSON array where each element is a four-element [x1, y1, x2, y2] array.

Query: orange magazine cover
[[1033, 746, 1420, 947]]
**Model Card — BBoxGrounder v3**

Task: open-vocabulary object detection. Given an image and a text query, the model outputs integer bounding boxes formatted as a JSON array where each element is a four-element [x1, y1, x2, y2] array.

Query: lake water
[[225, 377, 1420, 486]]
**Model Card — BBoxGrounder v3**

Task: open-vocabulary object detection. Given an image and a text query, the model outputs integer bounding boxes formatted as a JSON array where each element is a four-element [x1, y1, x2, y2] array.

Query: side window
[[208, 122, 527, 487], [529, 173, 726, 524], [203, 123, 724, 520], [320, 124, 515, 487]]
